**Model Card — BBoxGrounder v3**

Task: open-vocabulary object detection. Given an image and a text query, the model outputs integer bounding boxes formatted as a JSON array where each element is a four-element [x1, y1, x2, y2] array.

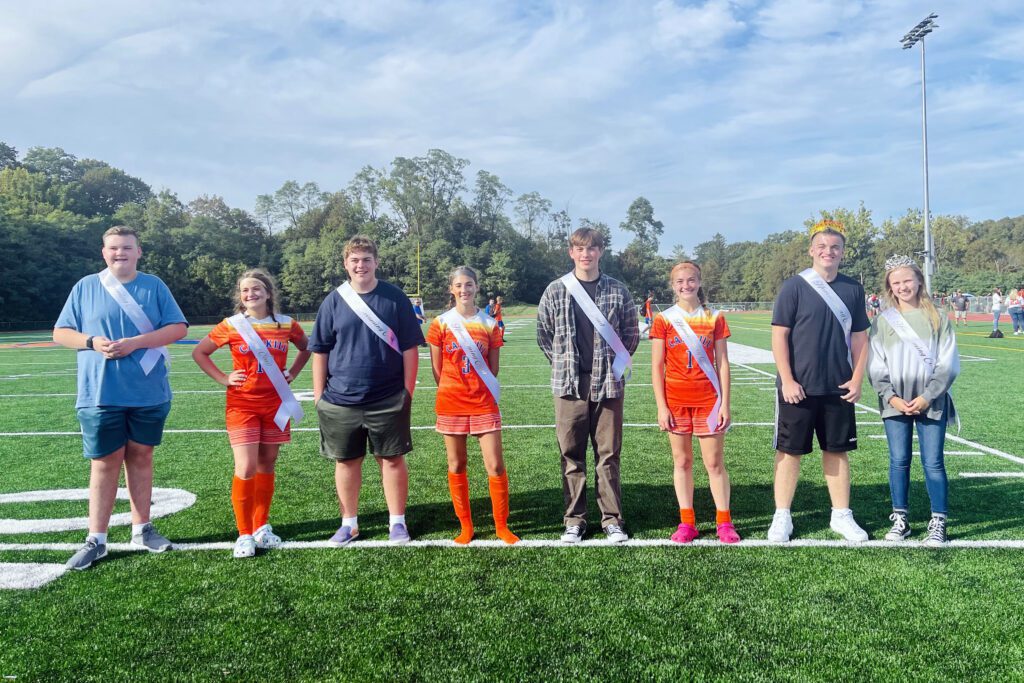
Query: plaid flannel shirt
[[536, 273, 640, 401]]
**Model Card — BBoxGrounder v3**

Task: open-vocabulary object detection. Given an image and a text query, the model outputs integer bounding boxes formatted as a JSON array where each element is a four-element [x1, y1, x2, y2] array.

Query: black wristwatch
[[85, 336, 95, 350]]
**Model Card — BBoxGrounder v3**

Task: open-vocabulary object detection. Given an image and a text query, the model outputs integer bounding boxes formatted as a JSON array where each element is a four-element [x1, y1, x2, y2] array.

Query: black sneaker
[[66, 538, 108, 571], [560, 522, 587, 544], [924, 515, 948, 547], [884, 511, 911, 541]]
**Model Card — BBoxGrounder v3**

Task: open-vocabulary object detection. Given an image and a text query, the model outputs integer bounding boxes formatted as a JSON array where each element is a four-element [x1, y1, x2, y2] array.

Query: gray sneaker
[[66, 538, 108, 571], [130, 523, 172, 553], [560, 522, 587, 544], [604, 524, 629, 543]]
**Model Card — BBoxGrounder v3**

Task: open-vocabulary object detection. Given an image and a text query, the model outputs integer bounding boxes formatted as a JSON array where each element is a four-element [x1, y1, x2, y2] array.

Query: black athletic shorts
[[774, 392, 857, 455]]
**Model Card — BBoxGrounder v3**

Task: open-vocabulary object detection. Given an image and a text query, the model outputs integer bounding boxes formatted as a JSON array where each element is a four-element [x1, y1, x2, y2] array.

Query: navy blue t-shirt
[[309, 280, 425, 406], [771, 271, 869, 396]]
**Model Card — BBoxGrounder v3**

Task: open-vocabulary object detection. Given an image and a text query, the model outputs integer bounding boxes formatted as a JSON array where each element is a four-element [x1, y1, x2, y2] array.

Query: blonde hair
[[447, 265, 479, 309], [102, 225, 140, 245], [235, 268, 281, 328], [882, 263, 941, 331], [669, 261, 708, 311]]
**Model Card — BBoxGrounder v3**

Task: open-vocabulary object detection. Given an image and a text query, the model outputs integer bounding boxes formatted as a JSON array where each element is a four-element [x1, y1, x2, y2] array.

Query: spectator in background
[[1007, 287, 1024, 336], [992, 287, 1003, 333], [950, 290, 968, 327]]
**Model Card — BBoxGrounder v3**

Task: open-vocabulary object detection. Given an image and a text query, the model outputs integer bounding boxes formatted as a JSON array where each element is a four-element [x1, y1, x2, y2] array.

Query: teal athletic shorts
[[75, 402, 172, 459]]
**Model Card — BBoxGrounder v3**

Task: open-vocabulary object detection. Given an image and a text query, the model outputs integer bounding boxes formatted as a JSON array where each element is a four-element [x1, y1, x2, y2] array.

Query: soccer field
[[2, 314, 1024, 681]]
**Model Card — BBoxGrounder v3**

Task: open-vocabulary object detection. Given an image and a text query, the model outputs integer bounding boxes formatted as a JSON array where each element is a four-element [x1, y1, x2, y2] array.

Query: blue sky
[[2, 1, 1022, 251]]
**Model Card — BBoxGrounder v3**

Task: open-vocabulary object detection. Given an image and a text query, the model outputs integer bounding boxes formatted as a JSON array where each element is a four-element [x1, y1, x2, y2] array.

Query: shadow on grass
[[168, 476, 1024, 544]]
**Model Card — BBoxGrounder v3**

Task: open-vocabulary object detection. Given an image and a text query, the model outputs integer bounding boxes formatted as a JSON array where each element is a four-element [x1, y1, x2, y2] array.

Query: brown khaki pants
[[554, 374, 624, 529]]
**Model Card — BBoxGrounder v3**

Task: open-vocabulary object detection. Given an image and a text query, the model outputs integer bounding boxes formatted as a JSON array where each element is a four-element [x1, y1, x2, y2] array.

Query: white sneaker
[[233, 534, 256, 559], [253, 524, 282, 549], [830, 509, 869, 542], [767, 509, 793, 542]]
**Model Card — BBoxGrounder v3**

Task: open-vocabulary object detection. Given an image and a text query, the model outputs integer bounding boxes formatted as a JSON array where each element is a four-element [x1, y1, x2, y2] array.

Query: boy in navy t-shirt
[[767, 221, 870, 543], [310, 236, 424, 545]]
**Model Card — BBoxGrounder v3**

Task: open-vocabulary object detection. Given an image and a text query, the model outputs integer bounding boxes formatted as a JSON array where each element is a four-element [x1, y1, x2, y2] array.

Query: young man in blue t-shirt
[[310, 236, 424, 545], [54, 226, 188, 570]]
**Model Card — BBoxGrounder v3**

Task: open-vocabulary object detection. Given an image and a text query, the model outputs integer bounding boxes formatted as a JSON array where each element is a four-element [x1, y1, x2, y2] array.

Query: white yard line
[[960, 472, 1024, 478]]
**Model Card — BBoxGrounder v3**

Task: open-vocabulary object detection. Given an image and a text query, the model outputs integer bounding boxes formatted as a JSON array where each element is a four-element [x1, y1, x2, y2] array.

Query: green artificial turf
[[1, 315, 1023, 681]]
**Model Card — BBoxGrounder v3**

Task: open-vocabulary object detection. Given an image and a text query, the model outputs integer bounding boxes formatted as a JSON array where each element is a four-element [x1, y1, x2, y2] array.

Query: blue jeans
[[883, 405, 948, 515], [1010, 308, 1024, 333], [993, 310, 1002, 330]]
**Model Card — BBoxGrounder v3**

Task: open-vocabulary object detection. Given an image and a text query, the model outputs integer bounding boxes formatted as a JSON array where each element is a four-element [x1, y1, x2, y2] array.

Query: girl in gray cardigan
[[868, 256, 959, 546]]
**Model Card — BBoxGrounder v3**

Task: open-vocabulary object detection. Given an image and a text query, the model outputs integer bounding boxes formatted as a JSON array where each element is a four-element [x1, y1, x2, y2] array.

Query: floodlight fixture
[[900, 13, 940, 292]]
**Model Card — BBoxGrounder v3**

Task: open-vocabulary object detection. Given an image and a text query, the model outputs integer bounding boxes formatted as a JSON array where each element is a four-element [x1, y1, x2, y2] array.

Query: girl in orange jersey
[[427, 267, 519, 544], [192, 269, 311, 559], [493, 296, 505, 339], [650, 262, 739, 544]]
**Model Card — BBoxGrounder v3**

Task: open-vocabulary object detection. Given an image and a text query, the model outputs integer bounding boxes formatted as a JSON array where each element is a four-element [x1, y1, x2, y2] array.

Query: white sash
[[880, 308, 936, 376], [560, 273, 632, 380], [228, 314, 303, 431], [98, 268, 170, 376], [439, 309, 501, 406], [798, 268, 852, 366], [337, 282, 401, 355], [664, 305, 723, 432]]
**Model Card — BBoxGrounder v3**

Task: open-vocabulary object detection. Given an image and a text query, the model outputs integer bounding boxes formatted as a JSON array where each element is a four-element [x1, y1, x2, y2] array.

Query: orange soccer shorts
[[669, 404, 726, 437], [226, 404, 291, 446], [435, 412, 502, 436]]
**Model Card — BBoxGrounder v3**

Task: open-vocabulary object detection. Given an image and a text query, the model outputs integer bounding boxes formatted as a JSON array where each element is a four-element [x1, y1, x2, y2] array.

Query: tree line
[[1, 141, 1021, 325]]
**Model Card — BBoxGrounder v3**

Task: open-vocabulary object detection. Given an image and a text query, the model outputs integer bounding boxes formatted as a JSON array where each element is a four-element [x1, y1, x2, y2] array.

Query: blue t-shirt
[[55, 272, 188, 408], [309, 280, 425, 406], [771, 271, 869, 396]]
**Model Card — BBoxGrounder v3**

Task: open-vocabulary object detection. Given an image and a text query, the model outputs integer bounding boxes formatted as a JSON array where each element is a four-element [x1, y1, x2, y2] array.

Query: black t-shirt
[[571, 275, 600, 375], [771, 271, 869, 396]]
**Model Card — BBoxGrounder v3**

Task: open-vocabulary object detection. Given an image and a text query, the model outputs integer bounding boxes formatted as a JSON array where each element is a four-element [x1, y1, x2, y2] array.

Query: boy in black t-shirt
[[767, 221, 870, 543]]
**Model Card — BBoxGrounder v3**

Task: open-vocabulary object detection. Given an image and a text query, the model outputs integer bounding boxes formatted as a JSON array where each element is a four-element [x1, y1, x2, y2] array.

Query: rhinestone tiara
[[884, 254, 917, 271]]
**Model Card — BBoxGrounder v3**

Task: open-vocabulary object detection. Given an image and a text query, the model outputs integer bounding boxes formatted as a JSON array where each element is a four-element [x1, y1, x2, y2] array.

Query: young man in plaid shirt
[[537, 227, 640, 543]]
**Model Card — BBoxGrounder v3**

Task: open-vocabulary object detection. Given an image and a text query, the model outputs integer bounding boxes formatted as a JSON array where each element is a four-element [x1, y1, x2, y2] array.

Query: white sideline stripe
[[919, 451, 982, 456], [0, 563, 67, 589], [5, 538, 1024, 552], [960, 472, 1024, 478], [0, 488, 196, 534], [958, 473, 1024, 479]]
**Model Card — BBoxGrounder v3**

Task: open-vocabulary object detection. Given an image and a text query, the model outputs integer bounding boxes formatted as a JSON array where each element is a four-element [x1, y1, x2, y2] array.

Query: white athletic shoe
[[767, 509, 793, 542], [253, 524, 282, 549], [830, 509, 869, 542], [233, 534, 256, 559]]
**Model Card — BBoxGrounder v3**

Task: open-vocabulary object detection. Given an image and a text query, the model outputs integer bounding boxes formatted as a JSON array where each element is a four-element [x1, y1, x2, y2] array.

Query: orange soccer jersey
[[426, 311, 503, 416], [491, 302, 503, 322], [650, 308, 730, 408], [207, 315, 306, 409]]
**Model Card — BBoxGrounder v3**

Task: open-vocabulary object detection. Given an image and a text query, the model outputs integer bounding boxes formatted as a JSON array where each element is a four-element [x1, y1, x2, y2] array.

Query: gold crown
[[809, 219, 846, 237]]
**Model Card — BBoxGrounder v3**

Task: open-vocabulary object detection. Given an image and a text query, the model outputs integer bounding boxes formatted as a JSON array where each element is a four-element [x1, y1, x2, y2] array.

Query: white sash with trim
[[664, 305, 723, 432], [337, 282, 401, 355], [798, 268, 852, 366], [880, 308, 936, 376], [439, 309, 501, 407], [560, 273, 632, 380], [98, 268, 170, 376], [228, 314, 303, 431]]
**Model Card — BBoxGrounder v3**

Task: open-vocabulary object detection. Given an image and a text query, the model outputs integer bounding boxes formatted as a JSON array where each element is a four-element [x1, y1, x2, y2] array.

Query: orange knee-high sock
[[231, 476, 255, 536], [680, 508, 696, 526], [716, 509, 732, 525], [488, 472, 520, 545], [252, 471, 276, 530], [447, 471, 474, 544]]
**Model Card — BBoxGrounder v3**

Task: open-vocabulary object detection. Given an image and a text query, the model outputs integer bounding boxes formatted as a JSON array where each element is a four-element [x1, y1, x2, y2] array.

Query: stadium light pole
[[901, 13, 939, 293]]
